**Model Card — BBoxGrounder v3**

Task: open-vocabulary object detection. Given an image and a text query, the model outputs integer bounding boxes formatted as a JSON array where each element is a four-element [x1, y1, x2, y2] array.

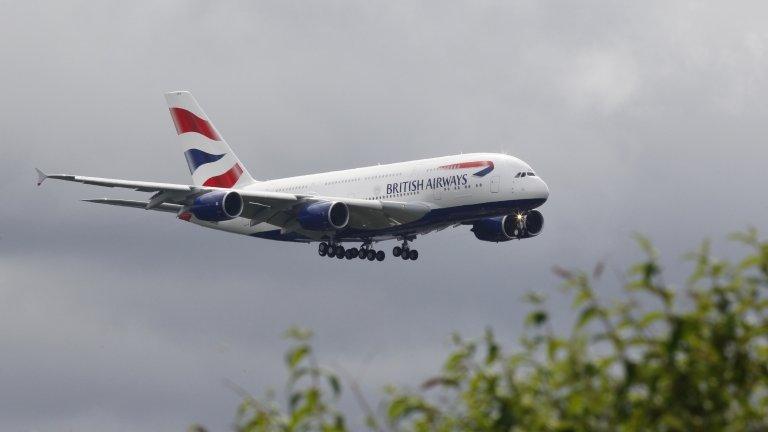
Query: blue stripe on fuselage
[[250, 198, 547, 243], [184, 149, 225, 173]]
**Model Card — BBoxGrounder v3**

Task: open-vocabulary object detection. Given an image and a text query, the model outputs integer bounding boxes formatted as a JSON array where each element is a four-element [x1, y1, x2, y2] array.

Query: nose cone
[[537, 177, 550, 202]]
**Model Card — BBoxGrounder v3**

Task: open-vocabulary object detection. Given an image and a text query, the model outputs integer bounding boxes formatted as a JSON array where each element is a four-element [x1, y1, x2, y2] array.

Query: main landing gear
[[392, 239, 419, 261], [318, 241, 385, 262]]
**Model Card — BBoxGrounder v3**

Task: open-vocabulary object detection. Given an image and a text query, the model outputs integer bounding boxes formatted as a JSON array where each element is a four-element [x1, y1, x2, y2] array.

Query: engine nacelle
[[471, 215, 516, 242], [471, 210, 545, 242], [297, 201, 349, 231], [189, 190, 243, 222]]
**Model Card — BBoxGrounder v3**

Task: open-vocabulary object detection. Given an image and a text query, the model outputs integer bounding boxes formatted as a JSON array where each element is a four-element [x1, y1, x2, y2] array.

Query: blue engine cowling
[[297, 201, 349, 231], [471, 215, 516, 242], [189, 191, 243, 222], [471, 210, 544, 242]]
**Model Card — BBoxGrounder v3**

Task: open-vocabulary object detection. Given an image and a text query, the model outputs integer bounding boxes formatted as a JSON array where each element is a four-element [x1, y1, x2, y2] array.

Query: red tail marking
[[203, 164, 243, 188], [169, 107, 221, 141]]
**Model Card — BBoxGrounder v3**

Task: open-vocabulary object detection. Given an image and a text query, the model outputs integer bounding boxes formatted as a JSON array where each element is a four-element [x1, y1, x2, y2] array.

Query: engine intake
[[521, 210, 544, 237], [297, 201, 349, 231], [471, 210, 545, 242], [189, 190, 243, 222]]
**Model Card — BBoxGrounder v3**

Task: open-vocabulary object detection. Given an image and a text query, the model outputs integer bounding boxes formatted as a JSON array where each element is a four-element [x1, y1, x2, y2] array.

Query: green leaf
[[285, 345, 310, 369], [327, 374, 341, 398], [525, 310, 548, 327], [576, 305, 599, 329]]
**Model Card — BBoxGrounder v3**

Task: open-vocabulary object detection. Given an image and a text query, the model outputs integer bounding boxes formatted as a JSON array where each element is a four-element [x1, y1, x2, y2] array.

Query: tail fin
[[164, 91, 257, 188]]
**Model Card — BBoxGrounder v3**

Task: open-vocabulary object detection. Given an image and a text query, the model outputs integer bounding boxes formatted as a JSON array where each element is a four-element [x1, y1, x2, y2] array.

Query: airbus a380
[[37, 91, 549, 262]]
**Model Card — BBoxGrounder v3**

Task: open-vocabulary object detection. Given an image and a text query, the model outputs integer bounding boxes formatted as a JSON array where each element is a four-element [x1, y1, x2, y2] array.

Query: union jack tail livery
[[164, 91, 256, 188]]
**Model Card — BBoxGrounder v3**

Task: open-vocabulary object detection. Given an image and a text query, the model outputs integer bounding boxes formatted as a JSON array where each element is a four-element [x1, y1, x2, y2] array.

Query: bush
[[201, 231, 768, 432]]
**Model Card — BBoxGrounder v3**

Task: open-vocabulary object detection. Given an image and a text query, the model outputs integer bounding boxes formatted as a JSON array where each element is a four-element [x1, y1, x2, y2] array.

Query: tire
[[409, 249, 419, 261], [376, 250, 385, 261], [348, 247, 358, 259], [318, 242, 328, 256], [401, 248, 410, 260], [358, 248, 367, 259], [335, 245, 345, 256], [393, 246, 402, 257], [367, 249, 376, 261]]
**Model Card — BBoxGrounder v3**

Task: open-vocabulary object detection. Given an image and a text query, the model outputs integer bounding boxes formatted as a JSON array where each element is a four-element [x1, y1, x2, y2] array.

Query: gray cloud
[[1, 0, 767, 430]]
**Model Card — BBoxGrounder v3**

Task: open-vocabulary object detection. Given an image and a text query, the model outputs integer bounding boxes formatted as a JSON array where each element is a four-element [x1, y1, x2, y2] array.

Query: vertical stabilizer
[[164, 91, 256, 188]]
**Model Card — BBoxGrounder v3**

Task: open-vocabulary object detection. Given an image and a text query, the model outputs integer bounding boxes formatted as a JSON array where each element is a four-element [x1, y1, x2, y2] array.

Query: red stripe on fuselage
[[203, 164, 243, 188], [439, 161, 492, 169], [169, 107, 221, 141]]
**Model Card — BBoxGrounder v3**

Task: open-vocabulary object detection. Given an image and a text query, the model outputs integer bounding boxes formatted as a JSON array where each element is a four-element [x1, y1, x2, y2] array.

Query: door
[[490, 175, 500, 193]]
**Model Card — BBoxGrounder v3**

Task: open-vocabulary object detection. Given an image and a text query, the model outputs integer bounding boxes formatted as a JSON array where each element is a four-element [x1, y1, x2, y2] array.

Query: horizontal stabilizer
[[83, 199, 182, 213], [36, 168, 48, 186]]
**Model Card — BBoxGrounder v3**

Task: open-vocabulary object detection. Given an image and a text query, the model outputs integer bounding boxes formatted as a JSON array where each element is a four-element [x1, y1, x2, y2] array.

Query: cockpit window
[[527, 172, 535, 177]]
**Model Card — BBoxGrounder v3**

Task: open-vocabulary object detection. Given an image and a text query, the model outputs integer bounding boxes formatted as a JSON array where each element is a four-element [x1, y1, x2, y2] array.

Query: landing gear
[[346, 247, 358, 260], [319, 240, 386, 262], [395, 239, 419, 261]]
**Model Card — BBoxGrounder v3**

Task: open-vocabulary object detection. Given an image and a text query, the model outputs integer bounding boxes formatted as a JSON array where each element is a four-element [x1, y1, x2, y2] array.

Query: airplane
[[36, 91, 549, 262]]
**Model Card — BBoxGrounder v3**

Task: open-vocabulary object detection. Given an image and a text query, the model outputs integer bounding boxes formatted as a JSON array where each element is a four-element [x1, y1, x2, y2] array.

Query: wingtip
[[35, 168, 47, 186]]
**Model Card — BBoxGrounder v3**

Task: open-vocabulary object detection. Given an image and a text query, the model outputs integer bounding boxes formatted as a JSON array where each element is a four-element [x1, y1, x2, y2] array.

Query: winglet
[[35, 168, 48, 186]]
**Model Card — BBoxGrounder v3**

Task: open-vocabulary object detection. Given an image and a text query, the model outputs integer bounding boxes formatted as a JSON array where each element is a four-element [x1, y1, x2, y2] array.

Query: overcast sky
[[1, 1, 767, 430]]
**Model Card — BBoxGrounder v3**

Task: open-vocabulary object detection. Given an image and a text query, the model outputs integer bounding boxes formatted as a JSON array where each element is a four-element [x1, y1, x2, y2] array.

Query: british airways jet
[[37, 91, 549, 262]]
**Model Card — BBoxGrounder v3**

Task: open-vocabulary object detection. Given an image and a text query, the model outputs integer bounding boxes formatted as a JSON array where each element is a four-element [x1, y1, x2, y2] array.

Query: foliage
[[212, 231, 768, 432]]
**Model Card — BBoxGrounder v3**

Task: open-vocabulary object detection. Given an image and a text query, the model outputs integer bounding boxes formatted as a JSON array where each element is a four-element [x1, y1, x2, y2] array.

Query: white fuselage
[[194, 152, 549, 243]]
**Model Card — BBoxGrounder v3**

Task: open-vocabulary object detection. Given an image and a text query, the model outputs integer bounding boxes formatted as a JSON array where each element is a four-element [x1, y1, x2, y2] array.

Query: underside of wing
[[37, 168, 434, 236], [83, 199, 182, 213]]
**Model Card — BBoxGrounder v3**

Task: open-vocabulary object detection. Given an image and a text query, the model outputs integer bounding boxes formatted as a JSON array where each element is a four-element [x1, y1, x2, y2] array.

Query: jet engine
[[519, 210, 544, 238], [471, 210, 544, 242], [297, 201, 349, 231], [189, 190, 243, 222]]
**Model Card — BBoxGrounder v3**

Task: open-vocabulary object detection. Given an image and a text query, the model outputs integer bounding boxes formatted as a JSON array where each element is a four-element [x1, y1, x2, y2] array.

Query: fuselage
[[197, 152, 549, 243]]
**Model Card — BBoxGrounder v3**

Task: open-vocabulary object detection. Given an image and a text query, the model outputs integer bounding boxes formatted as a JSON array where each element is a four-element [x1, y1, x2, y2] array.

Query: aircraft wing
[[37, 169, 431, 232]]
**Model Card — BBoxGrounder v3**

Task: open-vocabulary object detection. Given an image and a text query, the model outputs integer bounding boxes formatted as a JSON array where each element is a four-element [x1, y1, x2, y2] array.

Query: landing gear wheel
[[358, 248, 367, 259], [345, 249, 356, 259], [401, 247, 410, 260], [376, 250, 385, 261], [327, 246, 336, 258], [409, 249, 419, 261], [367, 249, 376, 261], [335, 245, 345, 259], [319, 242, 328, 256], [393, 246, 402, 257]]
